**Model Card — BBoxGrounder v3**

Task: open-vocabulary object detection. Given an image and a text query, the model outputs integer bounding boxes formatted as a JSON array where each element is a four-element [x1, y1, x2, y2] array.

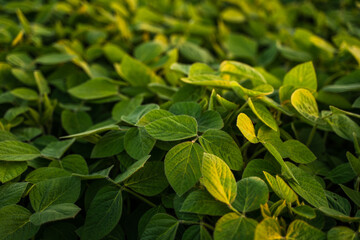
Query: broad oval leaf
[[199, 129, 243, 171], [36, 53, 75, 65], [10, 87, 38, 101], [0, 205, 39, 240], [264, 172, 298, 203], [248, 98, 278, 131], [181, 190, 231, 216], [165, 142, 204, 196], [0, 161, 27, 183], [254, 218, 282, 240], [283, 139, 316, 164], [124, 161, 168, 196], [283, 61, 317, 91], [286, 220, 326, 240], [30, 203, 81, 226], [124, 127, 156, 160], [144, 115, 198, 141], [232, 177, 269, 213], [328, 227, 357, 240], [141, 213, 179, 240], [214, 213, 257, 240], [81, 186, 123, 240], [0, 182, 28, 208], [68, 78, 118, 100], [236, 113, 258, 143], [220, 60, 266, 86], [201, 153, 237, 205], [287, 162, 328, 208], [291, 88, 319, 123], [0, 140, 40, 161], [114, 155, 150, 183], [29, 176, 81, 211]]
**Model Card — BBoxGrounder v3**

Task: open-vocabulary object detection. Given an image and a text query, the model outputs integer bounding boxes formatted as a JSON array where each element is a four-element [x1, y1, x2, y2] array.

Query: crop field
[[0, 0, 360, 239]]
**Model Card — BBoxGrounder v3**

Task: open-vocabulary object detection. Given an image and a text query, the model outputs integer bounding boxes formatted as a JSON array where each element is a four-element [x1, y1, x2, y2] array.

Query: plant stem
[[123, 187, 157, 208], [306, 124, 317, 147], [228, 204, 242, 216]]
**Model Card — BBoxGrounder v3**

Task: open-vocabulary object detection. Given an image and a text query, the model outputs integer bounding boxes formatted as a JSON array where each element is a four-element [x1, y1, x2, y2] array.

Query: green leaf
[[122, 104, 160, 125], [262, 142, 297, 183], [10, 87, 38, 101], [0, 182, 28, 208], [169, 101, 202, 118], [201, 153, 237, 205], [61, 124, 120, 139], [36, 53, 75, 65], [68, 78, 118, 100], [292, 205, 316, 219], [61, 110, 93, 135], [179, 41, 214, 63], [232, 177, 269, 213], [220, 61, 265, 86], [141, 213, 179, 240], [25, 167, 71, 183], [41, 139, 75, 159], [326, 114, 360, 142], [124, 162, 168, 196], [318, 207, 360, 222], [134, 41, 164, 62], [291, 88, 319, 123], [144, 115, 198, 141], [29, 176, 81, 211], [81, 186, 122, 240], [181, 74, 233, 88], [264, 172, 298, 203], [49, 154, 88, 175], [182, 225, 212, 240], [181, 190, 231, 216], [347, 152, 360, 176], [254, 218, 282, 240], [197, 110, 224, 132], [165, 142, 203, 196], [328, 227, 357, 240], [283, 140, 316, 164], [73, 166, 113, 180], [248, 98, 278, 131], [340, 184, 360, 207], [283, 61, 317, 91], [287, 162, 328, 208], [138, 206, 166, 237], [214, 213, 257, 240], [0, 161, 27, 183], [286, 220, 325, 240], [112, 95, 143, 121], [199, 129, 243, 171], [120, 54, 162, 86], [124, 127, 156, 160], [242, 158, 281, 181], [137, 109, 174, 127], [30, 203, 81, 226], [326, 163, 356, 184], [0, 205, 39, 240], [114, 155, 150, 183], [236, 113, 259, 143], [224, 34, 257, 60], [0, 140, 40, 161], [91, 131, 125, 158]]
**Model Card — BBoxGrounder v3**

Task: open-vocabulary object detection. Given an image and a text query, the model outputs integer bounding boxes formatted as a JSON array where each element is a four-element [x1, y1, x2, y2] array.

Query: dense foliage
[[0, 0, 360, 239]]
